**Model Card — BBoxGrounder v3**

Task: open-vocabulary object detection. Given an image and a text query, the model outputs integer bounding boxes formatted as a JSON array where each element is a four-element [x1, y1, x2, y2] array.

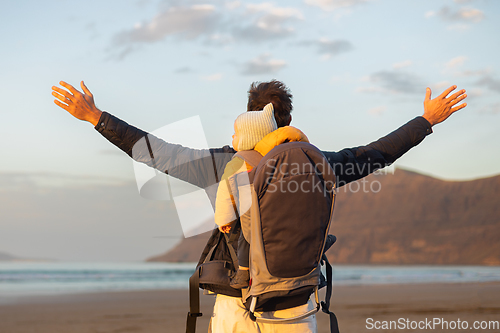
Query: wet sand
[[0, 282, 499, 332]]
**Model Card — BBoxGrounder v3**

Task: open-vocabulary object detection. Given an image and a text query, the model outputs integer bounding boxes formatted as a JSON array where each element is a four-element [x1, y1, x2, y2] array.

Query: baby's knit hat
[[235, 103, 277, 151]]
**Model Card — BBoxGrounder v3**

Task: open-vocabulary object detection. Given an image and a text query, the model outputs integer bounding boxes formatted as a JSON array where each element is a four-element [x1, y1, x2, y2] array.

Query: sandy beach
[[0, 282, 499, 333]]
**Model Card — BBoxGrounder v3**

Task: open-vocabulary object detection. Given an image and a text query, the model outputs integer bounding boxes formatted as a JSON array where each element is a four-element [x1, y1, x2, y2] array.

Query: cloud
[[205, 33, 234, 45], [453, 0, 475, 4], [305, 0, 371, 11], [114, 5, 220, 45], [362, 70, 425, 95], [111, 2, 304, 59], [246, 3, 304, 21], [445, 56, 468, 70], [478, 103, 500, 114], [393, 60, 412, 70], [241, 54, 287, 75], [232, 3, 304, 42], [201, 73, 223, 81], [476, 75, 500, 93], [225, 1, 241, 10], [424, 11, 436, 18], [460, 68, 492, 77], [299, 39, 354, 58], [436, 6, 485, 23], [113, 46, 137, 61], [174, 66, 194, 74], [442, 57, 493, 79], [430, 81, 453, 92], [464, 88, 484, 100], [368, 106, 386, 116]]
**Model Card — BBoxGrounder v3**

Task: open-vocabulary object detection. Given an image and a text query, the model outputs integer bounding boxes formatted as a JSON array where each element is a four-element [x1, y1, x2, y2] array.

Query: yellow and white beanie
[[235, 103, 277, 151]]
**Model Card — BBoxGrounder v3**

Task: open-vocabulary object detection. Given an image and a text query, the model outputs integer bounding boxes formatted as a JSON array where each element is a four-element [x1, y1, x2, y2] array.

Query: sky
[[0, 0, 499, 261]]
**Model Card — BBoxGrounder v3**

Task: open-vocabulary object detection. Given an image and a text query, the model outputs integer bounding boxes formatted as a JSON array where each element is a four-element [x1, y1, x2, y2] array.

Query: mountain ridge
[[147, 169, 500, 265], [0, 251, 54, 262]]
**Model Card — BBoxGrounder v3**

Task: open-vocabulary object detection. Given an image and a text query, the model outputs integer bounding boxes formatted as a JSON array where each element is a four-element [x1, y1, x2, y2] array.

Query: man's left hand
[[423, 85, 467, 126]]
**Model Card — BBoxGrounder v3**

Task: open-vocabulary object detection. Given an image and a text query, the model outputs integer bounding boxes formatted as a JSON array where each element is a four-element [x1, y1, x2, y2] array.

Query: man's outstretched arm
[[52, 81, 234, 190], [323, 85, 467, 186]]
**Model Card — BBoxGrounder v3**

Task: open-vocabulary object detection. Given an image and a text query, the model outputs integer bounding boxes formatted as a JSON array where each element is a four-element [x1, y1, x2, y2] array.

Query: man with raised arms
[[52, 79, 467, 332]]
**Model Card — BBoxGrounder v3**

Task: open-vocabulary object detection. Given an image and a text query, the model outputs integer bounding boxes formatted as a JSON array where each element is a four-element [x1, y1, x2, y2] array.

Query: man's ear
[[285, 115, 292, 126]]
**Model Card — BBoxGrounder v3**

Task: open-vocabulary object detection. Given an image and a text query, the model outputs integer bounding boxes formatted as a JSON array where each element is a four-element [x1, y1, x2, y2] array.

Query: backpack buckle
[[188, 312, 203, 317], [224, 261, 232, 270]]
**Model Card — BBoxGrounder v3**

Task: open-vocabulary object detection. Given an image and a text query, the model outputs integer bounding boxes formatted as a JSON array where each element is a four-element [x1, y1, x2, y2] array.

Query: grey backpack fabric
[[240, 142, 337, 326], [186, 142, 339, 333]]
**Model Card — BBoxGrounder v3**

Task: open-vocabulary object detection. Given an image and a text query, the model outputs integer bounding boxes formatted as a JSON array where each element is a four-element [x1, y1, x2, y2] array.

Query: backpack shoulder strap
[[186, 267, 202, 333], [234, 150, 263, 168], [321, 254, 340, 333], [186, 231, 240, 333]]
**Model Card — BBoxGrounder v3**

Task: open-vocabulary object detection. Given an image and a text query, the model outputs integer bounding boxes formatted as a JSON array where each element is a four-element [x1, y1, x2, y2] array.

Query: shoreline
[[1, 282, 499, 332], [2, 278, 499, 305]]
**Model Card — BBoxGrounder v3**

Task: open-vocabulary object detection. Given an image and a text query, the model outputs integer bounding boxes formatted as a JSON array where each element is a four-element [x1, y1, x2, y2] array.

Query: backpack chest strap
[[234, 150, 263, 168]]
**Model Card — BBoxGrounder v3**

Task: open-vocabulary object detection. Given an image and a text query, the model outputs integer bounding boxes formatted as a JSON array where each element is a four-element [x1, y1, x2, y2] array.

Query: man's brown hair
[[247, 80, 293, 128]]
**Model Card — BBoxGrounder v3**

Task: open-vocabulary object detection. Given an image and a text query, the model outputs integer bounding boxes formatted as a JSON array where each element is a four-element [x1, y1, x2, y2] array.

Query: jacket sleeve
[[94, 111, 235, 189], [94, 112, 431, 189], [322, 116, 433, 187]]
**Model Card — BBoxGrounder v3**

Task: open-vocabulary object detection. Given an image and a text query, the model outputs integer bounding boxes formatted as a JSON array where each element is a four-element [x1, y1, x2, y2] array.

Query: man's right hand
[[52, 81, 103, 126]]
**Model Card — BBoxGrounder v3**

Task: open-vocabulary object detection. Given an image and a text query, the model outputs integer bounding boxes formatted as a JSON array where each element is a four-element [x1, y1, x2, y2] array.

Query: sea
[[1, 262, 500, 300]]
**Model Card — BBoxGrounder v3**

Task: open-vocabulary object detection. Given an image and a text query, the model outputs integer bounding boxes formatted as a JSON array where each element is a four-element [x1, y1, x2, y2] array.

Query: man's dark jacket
[[95, 112, 432, 203]]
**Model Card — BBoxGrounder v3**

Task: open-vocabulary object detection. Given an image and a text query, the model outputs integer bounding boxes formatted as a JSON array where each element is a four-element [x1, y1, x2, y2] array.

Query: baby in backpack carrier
[[215, 103, 311, 288], [214, 103, 277, 289]]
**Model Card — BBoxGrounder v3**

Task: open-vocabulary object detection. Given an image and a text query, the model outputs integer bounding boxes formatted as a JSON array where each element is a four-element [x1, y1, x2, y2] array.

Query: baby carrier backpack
[[186, 141, 339, 333]]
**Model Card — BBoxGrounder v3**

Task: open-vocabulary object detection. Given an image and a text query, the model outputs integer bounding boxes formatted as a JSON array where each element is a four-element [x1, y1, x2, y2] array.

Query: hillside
[[147, 169, 500, 265], [0, 251, 53, 262], [0, 252, 18, 261]]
